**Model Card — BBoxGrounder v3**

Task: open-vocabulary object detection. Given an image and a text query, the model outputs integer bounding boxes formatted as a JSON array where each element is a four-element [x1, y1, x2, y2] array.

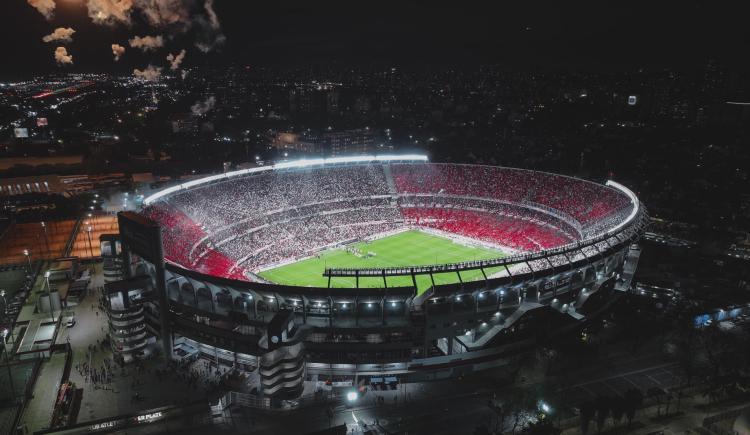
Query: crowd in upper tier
[[168, 165, 390, 233], [390, 163, 632, 226], [140, 163, 634, 279]]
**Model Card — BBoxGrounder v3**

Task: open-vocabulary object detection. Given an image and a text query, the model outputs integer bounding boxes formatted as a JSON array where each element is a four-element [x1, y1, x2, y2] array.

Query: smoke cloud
[[166, 49, 186, 70], [111, 44, 126, 61], [204, 0, 220, 29], [129, 35, 164, 51], [133, 65, 162, 81], [195, 31, 225, 53], [134, 0, 190, 27], [86, 0, 134, 26], [27, 0, 55, 20], [83, 0, 225, 54], [194, 0, 225, 53], [54, 47, 73, 65], [191, 96, 215, 116], [42, 27, 76, 44]]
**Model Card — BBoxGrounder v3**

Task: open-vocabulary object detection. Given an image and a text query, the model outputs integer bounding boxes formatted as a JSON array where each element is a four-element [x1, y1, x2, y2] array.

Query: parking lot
[[559, 362, 683, 402]]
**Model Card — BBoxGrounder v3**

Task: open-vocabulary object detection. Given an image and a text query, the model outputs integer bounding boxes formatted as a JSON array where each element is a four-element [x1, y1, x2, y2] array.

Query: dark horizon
[[3, 0, 750, 78]]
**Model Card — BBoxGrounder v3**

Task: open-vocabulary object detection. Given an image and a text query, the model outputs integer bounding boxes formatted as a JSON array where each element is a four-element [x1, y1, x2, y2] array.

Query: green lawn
[[259, 230, 505, 293]]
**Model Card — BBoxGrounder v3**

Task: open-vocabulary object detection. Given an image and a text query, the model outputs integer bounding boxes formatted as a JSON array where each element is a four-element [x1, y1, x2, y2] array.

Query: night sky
[[2, 0, 750, 77]]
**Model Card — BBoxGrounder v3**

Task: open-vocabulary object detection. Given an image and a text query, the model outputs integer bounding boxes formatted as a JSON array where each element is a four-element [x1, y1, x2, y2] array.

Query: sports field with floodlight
[[258, 230, 506, 293]]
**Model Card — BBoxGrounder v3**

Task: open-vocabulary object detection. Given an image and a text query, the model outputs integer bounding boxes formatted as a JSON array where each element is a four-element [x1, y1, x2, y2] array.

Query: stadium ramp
[[460, 302, 544, 349]]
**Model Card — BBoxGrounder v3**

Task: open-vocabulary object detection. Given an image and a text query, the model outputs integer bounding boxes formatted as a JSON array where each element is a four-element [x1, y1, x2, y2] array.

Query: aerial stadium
[[106, 155, 647, 399]]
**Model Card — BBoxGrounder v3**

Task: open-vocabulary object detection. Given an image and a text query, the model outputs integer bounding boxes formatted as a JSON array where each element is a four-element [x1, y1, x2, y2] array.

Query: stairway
[[382, 164, 398, 196]]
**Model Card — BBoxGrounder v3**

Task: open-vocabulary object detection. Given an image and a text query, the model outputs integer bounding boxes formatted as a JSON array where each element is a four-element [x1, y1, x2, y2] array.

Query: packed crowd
[[140, 163, 635, 278], [168, 165, 390, 232], [225, 205, 404, 271], [401, 207, 571, 251], [391, 163, 632, 226], [141, 203, 246, 279], [398, 195, 581, 239]]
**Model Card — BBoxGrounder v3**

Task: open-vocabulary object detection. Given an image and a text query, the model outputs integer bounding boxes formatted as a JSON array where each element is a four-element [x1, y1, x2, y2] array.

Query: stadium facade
[[106, 155, 647, 398]]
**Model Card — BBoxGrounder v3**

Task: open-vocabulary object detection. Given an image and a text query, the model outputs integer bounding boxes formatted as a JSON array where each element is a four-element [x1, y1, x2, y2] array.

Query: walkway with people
[[55, 264, 210, 424]]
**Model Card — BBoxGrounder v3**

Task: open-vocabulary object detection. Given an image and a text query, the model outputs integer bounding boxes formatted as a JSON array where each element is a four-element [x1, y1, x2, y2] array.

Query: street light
[[23, 249, 32, 271], [346, 391, 358, 403], [44, 271, 57, 323], [86, 225, 94, 257], [40, 221, 49, 255], [538, 400, 552, 415]]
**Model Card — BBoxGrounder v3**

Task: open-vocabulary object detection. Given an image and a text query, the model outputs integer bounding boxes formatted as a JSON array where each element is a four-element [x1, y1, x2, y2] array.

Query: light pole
[[41, 221, 49, 256], [2, 329, 16, 404], [23, 249, 32, 272], [44, 271, 58, 323], [86, 225, 94, 258]]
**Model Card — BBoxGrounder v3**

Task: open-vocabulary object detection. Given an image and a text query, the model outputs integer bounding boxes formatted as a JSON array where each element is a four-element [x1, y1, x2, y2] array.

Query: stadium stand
[[140, 163, 634, 280]]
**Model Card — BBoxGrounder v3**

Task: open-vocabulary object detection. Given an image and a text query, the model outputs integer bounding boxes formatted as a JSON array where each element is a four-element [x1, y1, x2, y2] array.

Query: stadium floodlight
[[346, 391, 358, 402], [143, 154, 429, 205]]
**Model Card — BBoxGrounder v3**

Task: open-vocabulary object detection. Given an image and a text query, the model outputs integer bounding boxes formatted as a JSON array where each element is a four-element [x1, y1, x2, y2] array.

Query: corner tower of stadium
[[112, 155, 646, 397]]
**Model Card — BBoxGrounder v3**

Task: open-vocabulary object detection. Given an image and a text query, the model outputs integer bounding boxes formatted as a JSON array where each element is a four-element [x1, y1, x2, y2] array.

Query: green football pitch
[[258, 229, 506, 293]]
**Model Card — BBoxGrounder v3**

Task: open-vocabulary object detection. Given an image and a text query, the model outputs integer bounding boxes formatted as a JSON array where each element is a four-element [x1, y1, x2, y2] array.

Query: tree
[[663, 392, 674, 417], [610, 395, 625, 427], [473, 424, 490, 435], [647, 387, 665, 417], [594, 396, 610, 434], [675, 389, 684, 413], [492, 403, 509, 434], [523, 418, 561, 435], [624, 389, 643, 428], [579, 401, 596, 435], [673, 314, 700, 387], [506, 388, 534, 433]]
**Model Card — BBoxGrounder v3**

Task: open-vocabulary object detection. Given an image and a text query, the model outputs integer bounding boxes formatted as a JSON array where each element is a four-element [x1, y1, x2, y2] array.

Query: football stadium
[[110, 155, 647, 399]]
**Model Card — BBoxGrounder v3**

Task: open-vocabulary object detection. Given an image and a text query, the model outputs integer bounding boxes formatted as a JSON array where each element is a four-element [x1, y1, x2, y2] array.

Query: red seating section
[[400, 207, 570, 251], [141, 204, 247, 280], [392, 164, 629, 224]]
